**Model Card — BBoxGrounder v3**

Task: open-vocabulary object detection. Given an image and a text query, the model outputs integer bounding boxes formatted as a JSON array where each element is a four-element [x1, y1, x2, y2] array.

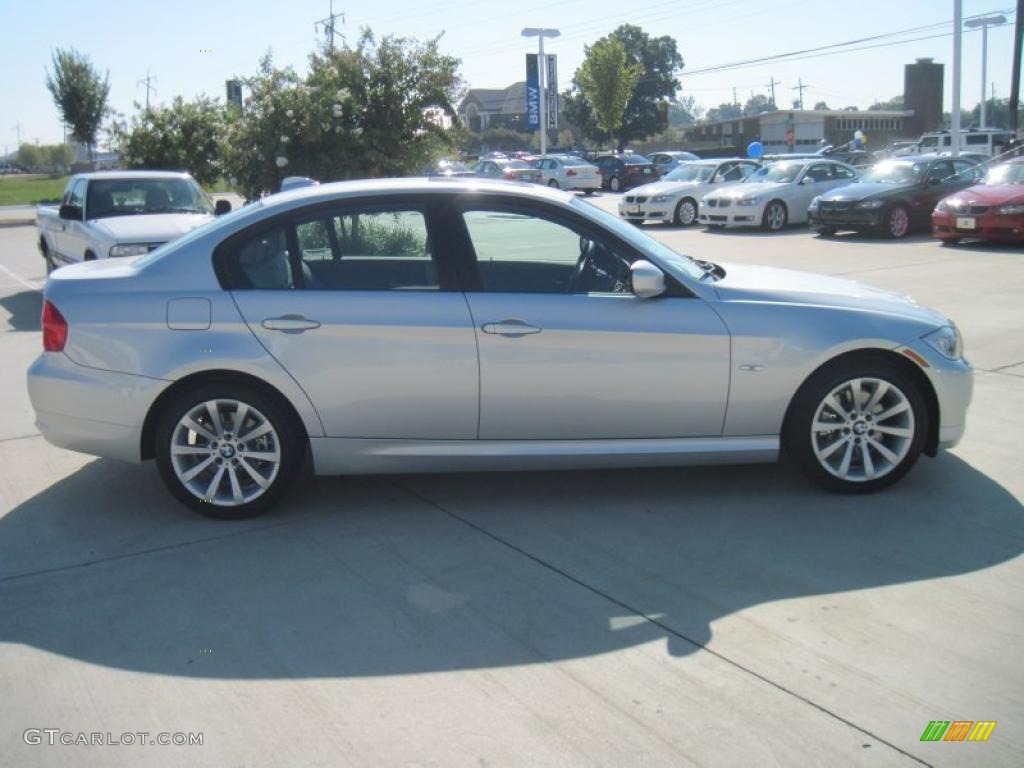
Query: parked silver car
[[532, 155, 602, 193], [28, 179, 972, 518]]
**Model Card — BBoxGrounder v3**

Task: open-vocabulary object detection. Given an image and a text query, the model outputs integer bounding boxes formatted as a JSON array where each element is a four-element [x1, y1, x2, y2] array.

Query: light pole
[[952, 0, 962, 157], [521, 27, 560, 156], [965, 14, 1007, 128]]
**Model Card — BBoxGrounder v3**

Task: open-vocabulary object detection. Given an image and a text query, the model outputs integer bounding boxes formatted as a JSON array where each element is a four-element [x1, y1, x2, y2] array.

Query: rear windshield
[[623, 155, 651, 165], [502, 160, 533, 170]]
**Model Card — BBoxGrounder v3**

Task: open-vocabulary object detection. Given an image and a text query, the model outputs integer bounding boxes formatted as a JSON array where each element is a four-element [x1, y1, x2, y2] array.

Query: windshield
[[503, 160, 533, 170], [664, 164, 715, 182], [744, 163, 803, 184], [557, 157, 591, 167], [861, 161, 925, 184], [983, 163, 1024, 185], [572, 197, 704, 280], [86, 177, 212, 219]]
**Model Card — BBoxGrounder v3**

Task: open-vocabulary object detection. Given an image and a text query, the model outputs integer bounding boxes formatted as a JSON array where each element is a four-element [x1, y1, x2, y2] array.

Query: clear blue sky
[[0, 0, 1016, 152]]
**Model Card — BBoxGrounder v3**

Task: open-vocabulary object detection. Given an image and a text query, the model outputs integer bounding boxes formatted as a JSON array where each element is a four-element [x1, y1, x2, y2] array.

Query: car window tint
[[229, 226, 295, 290], [296, 209, 436, 291], [833, 164, 856, 180], [927, 160, 954, 182], [68, 179, 86, 207], [806, 164, 833, 182], [719, 162, 747, 182], [462, 209, 632, 295]]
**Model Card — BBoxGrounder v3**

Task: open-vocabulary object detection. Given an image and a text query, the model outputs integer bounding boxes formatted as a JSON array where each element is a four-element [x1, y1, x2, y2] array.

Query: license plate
[[643, 168, 652, 174], [955, 216, 976, 230], [627, 206, 641, 215]]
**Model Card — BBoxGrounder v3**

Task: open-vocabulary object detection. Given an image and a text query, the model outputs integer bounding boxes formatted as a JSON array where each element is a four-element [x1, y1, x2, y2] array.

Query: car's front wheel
[[884, 204, 911, 238], [762, 200, 788, 231], [547, 179, 560, 189], [673, 198, 697, 226], [155, 383, 303, 518], [784, 356, 927, 493], [608, 176, 621, 192]]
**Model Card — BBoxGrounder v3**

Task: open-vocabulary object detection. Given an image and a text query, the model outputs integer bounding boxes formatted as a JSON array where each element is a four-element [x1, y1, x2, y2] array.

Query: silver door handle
[[262, 315, 321, 333], [481, 319, 541, 337]]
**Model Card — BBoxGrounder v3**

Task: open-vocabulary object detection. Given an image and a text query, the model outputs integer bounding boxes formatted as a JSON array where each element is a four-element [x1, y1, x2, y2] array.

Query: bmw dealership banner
[[525, 54, 540, 131]]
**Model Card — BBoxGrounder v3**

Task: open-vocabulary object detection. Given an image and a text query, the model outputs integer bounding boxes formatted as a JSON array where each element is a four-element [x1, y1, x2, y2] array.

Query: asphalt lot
[[1, 196, 1022, 767]]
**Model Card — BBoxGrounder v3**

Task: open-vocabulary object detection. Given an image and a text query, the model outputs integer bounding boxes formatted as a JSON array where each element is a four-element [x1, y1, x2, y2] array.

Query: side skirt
[[308, 436, 779, 475]]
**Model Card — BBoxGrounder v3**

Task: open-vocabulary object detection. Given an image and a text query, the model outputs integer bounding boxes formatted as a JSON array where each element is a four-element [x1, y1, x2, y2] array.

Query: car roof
[[264, 177, 575, 208], [74, 170, 195, 180]]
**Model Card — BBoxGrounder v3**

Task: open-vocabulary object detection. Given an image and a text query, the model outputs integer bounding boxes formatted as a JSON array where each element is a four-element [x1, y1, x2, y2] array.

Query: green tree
[[45, 48, 110, 164], [109, 96, 226, 187], [744, 94, 774, 116], [813, 101, 830, 111], [668, 95, 703, 127], [704, 102, 742, 123], [575, 38, 643, 148], [565, 24, 683, 150], [223, 31, 463, 199], [44, 144, 74, 170], [16, 144, 43, 170], [869, 95, 903, 111]]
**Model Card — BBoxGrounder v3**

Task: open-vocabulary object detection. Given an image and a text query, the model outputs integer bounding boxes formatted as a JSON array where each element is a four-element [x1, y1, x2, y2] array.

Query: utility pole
[[766, 77, 780, 108], [137, 70, 157, 111], [792, 78, 808, 110], [315, 0, 345, 52], [1011, 0, 1023, 134], [965, 14, 1006, 129], [732, 86, 738, 106], [13, 122, 22, 147], [952, 0, 962, 157]]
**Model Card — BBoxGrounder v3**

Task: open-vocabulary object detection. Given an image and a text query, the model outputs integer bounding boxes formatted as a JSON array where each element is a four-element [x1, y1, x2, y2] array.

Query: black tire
[[816, 226, 836, 237], [41, 240, 55, 274], [762, 200, 788, 231], [583, 189, 595, 196], [84, 250, 97, 261], [940, 237, 960, 246], [673, 197, 698, 227], [783, 354, 928, 494], [609, 175, 621, 192], [155, 382, 304, 519], [547, 179, 559, 189], [883, 204, 911, 239]]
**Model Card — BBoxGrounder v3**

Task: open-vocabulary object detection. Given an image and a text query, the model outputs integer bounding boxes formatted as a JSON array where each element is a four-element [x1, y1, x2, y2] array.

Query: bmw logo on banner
[[525, 54, 540, 131]]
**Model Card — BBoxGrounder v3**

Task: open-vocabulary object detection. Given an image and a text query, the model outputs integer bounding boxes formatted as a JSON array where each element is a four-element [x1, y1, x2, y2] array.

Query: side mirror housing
[[58, 204, 83, 221], [214, 199, 232, 216], [800, 176, 816, 185], [630, 260, 667, 299]]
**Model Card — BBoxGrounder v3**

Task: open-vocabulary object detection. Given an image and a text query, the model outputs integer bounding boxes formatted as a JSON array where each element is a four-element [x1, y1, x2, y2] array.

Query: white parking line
[[0, 264, 43, 293]]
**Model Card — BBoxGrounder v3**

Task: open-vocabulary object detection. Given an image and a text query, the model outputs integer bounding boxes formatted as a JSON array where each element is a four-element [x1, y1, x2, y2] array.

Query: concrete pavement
[[0, 202, 1021, 767]]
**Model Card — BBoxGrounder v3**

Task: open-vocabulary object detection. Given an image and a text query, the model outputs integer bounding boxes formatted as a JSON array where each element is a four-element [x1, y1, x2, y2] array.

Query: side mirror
[[800, 176, 816, 185], [214, 199, 232, 216], [630, 260, 667, 299], [58, 204, 83, 221]]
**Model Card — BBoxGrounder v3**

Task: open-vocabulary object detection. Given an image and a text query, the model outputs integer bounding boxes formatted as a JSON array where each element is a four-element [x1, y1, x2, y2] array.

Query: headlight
[[735, 196, 761, 206], [922, 325, 964, 360], [997, 204, 1024, 215], [650, 194, 672, 203], [855, 200, 885, 210], [935, 198, 954, 213], [109, 244, 151, 258], [808, 196, 821, 210]]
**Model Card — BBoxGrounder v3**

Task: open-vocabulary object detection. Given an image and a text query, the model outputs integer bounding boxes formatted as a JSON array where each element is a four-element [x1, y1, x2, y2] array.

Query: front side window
[[67, 179, 86, 207], [462, 209, 632, 295], [833, 164, 857, 180]]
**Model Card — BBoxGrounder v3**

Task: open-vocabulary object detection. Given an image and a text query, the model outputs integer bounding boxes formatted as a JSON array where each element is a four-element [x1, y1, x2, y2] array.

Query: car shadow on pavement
[[0, 453, 1019, 679], [0, 290, 42, 332], [700, 227, 811, 237]]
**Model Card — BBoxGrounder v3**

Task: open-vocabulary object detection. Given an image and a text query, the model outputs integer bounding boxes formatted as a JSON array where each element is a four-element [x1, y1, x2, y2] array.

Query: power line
[[792, 78, 808, 109], [314, 0, 345, 51], [137, 70, 157, 111]]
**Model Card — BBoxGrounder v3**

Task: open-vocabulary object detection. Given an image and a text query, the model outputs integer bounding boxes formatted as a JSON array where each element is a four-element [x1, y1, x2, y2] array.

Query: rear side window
[[228, 226, 295, 290]]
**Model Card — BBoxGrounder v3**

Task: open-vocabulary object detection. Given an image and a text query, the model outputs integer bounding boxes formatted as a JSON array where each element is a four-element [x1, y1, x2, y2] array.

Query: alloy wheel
[[810, 377, 914, 482], [169, 399, 281, 507], [766, 202, 786, 231], [677, 199, 697, 226], [888, 206, 909, 238]]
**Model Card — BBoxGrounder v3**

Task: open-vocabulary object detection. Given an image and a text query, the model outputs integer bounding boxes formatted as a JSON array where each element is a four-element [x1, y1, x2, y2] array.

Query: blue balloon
[[747, 141, 764, 159]]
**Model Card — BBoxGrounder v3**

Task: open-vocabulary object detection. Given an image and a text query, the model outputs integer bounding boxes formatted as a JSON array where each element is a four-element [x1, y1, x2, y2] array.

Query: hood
[[715, 181, 787, 198], [90, 212, 213, 243], [712, 262, 947, 325], [942, 183, 1024, 206], [820, 181, 915, 202], [629, 181, 695, 196]]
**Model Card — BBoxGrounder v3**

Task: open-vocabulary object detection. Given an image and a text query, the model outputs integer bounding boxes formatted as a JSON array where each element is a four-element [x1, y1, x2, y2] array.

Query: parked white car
[[532, 155, 602, 193], [618, 158, 761, 226], [699, 160, 858, 231], [36, 171, 227, 272]]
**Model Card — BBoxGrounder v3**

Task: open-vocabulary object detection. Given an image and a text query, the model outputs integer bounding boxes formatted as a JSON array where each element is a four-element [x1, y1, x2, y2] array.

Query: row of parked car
[[615, 153, 1024, 244]]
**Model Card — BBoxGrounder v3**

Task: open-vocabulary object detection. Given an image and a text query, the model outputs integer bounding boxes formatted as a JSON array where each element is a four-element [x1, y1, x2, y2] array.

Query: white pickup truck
[[36, 170, 230, 272]]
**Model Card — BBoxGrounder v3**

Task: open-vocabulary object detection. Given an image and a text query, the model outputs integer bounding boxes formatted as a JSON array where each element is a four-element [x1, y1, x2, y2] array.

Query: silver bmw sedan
[[28, 179, 972, 518]]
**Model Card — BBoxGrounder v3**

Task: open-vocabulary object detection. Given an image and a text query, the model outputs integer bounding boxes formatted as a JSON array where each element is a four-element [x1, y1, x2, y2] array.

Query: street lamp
[[965, 14, 1007, 128], [521, 27, 560, 156]]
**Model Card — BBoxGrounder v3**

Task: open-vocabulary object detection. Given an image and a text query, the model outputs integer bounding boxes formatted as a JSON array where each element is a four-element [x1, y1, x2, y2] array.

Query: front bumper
[[931, 210, 1024, 242], [898, 338, 974, 451], [27, 352, 168, 463], [697, 203, 761, 227], [808, 207, 883, 230], [618, 199, 673, 221]]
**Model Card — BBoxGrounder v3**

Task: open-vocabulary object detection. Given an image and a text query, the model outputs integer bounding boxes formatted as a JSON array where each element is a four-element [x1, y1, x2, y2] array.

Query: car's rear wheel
[[673, 198, 697, 226], [884, 204, 910, 238], [547, 179, 559, 189], [762, 200, 788, 231], [608, 176, 621, 192], [784, 357, 927, 493], [155, 383, 303, 519], [40, 240, 55, 274]]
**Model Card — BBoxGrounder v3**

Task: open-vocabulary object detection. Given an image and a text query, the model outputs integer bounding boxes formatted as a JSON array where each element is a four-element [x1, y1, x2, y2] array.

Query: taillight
[[504, 171, 516, 179], [566, 169, 577, 176], [42, 300, 68, 351], [627, 166, 639, 176]]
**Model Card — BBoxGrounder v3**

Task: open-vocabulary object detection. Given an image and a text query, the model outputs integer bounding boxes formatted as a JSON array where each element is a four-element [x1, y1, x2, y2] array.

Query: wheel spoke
[[861, 442, 875, 479], [232, 403, 250, 435], [865, 381, 889, 412], [204, 464, 226, 500], [242, 422, 274, 441], [238, 458, 271, 489], [180, 455, 215, 483], [837, 441, 854, 476], [182, 416, 217, 442], [813, 420, 841, 433], [227, 465, 244, 504], [868, 437, 900, 465], [872, 425, 913, 438], [875, 401, 909, 422], [243, 450, 280, 463], [205, 401, 224, 437], [825, 394, 849, 420], [849, 379, 864, 414], [816, 437, 848, 460], [172, 444, 210, 456]]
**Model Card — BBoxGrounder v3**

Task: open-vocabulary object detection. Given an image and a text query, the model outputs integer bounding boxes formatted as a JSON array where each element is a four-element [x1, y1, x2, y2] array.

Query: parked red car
[[932, 157, 1024, 244]]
